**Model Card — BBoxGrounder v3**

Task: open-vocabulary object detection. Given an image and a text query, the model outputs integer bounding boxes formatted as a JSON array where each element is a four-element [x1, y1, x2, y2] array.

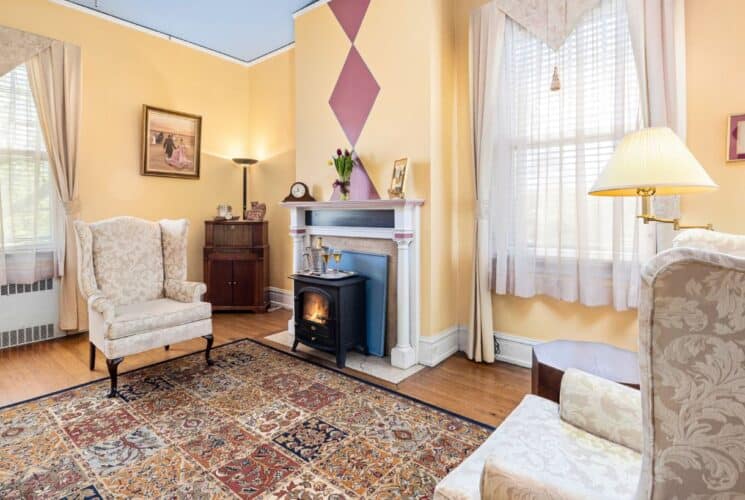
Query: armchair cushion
[[165, 279, 207, 303], [107, 298, 211, 340], [673, 228, 745, 256], [479, 395, 641, 500], [88, 217, 165, 306], [559, 368, 642, 452]]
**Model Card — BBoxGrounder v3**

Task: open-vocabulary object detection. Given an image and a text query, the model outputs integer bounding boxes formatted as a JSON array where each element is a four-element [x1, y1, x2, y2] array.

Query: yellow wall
[[293, 0, 459, 336], [451, 0, 744, 352], [0, 0, 249, 282], [683, 0, 745, 233], [6, 0, 738, 350], [245, 50, 296, 291]]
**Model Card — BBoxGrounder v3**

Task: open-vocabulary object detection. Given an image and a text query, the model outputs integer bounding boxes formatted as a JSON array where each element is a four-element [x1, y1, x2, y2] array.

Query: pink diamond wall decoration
[[329, 45, 380, 146], [329, 0, 371, 42]]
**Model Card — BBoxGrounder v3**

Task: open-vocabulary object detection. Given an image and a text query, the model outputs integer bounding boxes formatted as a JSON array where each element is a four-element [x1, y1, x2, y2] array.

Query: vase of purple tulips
[[329, 148, 354, 200]]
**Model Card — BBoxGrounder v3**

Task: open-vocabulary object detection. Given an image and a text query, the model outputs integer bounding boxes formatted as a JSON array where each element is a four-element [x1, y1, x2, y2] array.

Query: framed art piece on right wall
[[727, 113, 745, 162]]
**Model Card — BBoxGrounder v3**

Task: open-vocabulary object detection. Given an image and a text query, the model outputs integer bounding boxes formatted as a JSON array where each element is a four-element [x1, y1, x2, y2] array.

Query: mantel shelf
[[280, 199, 424, 210]]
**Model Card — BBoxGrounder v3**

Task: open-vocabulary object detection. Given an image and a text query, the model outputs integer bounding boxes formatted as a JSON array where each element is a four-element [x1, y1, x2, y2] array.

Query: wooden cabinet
[[204, 220, 269, 312]]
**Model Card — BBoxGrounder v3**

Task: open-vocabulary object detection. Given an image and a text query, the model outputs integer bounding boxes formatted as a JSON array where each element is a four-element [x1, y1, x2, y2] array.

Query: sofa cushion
[[107, 298, 211, 340], [559, 368, 642, 452], [479, 395, 640, 500]]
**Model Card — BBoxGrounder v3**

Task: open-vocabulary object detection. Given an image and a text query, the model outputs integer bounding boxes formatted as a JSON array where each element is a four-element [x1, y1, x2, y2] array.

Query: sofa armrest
[[559, 368, 642, 452], [165, 278, 207, 303]]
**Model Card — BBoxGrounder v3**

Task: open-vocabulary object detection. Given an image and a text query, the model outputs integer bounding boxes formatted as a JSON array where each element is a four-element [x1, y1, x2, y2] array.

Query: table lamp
[[233, 158, 258, 220], [589, 127, 718, 230]]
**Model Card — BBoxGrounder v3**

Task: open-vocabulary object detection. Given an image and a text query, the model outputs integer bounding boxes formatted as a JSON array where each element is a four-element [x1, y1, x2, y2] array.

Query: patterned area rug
[[0, 339, 492, 498]]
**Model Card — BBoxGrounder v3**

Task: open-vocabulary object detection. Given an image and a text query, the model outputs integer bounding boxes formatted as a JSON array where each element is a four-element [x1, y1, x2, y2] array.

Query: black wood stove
[[290, 274, 366, 368]]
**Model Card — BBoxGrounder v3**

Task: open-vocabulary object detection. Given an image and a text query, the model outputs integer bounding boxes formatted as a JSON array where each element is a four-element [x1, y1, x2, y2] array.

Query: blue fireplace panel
[[337, 251, 388, 357]]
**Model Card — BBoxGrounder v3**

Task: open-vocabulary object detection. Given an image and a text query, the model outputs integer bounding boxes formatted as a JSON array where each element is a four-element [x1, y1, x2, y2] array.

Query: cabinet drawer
[[208, 248, 265, 260], [213, 224, 253, 246]]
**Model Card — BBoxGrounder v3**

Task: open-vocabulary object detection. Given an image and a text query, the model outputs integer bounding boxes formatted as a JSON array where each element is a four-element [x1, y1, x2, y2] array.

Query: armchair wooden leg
[[89, 342, 96, 371], [106, 357, 123, 398], [203, 334, 214, 366]]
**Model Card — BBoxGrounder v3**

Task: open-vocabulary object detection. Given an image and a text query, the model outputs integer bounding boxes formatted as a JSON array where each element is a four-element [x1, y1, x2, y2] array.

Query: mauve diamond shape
[[329, 0, 371, 42], [329, 46, 380, 146]]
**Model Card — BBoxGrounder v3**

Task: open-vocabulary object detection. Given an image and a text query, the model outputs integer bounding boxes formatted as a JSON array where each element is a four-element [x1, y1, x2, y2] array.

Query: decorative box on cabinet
[[204, 220, 269, 312]]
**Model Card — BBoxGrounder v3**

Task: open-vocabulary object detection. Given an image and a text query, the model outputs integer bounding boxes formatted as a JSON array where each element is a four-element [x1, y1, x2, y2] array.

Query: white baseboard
[[493, 331, 538, 368], [268, 287, 293, 310], [270, 294, 537, 369], [418, 325, 462, 367]]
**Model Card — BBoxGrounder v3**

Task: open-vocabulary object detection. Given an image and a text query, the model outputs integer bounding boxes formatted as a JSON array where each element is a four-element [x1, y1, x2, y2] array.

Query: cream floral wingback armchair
[[435, 230, 745, 499], [75, 216, 212, 397], [636, 229, 745, 497]]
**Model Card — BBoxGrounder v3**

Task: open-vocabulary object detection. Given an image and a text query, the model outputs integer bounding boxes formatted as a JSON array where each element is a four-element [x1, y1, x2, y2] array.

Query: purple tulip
[[336, 149, 342, 156], [344, 149, 350, 157]]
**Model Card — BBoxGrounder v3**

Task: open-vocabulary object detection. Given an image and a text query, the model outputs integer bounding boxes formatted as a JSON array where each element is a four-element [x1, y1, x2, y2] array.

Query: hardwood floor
[[0, 310, 530, 427]]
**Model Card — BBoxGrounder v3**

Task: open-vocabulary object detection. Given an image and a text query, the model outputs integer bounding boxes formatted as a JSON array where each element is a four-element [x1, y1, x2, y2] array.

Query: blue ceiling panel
[[66, 0, 317, 63]]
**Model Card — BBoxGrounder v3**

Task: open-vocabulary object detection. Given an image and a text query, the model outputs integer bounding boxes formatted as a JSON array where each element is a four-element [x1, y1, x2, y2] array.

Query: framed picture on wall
[[727, 113, 745, 163], [142, 105, 202, 178], [388, 157, 408, 199]]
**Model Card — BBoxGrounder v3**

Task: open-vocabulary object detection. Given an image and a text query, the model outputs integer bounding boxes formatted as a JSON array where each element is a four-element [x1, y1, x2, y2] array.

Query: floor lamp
[[233, 158, 258, 220]]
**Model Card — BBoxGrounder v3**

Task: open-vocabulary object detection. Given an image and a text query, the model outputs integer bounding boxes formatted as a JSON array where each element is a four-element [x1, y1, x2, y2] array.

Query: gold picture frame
[[142, 105, 202, 179], [388, 157, 408, 199]]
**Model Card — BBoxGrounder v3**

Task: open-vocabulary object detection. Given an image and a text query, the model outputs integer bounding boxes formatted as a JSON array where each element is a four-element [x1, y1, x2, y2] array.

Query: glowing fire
[[303, 292, 329, 325]]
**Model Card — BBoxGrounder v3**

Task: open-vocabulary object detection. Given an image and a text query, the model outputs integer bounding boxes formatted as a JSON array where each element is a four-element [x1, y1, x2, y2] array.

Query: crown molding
[[293, 0, 331, 19]]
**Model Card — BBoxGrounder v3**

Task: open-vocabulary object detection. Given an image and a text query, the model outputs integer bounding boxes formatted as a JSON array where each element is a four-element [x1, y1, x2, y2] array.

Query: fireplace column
[[288, 227, 307, 334], [392, 233, 416, 369]]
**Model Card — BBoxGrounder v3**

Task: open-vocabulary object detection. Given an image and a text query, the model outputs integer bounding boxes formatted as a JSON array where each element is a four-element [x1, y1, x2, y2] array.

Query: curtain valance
[[493, 0, 599, 50], [0, 25, 54, 78]]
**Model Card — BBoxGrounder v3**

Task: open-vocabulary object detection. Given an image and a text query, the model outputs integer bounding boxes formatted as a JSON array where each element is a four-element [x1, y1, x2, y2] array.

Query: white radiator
[[0, 278, 62, 349]]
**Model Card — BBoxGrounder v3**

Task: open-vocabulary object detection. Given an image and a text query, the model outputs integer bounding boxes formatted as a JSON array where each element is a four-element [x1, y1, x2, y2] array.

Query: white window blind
[[0, 64, 53, 252], [491, 0, 647, 309]]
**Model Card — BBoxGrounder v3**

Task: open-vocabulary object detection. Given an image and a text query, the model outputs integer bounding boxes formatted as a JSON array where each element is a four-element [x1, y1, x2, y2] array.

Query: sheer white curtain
[[0, 64, 56, 285], [626, 0, 687, 251], [490, 0, 652, 310]]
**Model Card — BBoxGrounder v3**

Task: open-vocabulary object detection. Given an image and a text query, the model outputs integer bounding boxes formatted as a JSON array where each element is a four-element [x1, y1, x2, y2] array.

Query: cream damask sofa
[[75, 216, 213, 397], [436, 229, 745, 499]]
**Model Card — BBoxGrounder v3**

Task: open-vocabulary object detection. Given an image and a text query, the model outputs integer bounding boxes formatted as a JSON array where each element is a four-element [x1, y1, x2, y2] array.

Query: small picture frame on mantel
[[388, 157, 408, 199], [727, 113, 745, 163]]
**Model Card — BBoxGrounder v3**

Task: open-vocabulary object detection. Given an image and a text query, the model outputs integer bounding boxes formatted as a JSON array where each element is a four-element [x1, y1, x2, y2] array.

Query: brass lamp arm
[[637, 188, 714, 231], [637, 214, 713, 231]]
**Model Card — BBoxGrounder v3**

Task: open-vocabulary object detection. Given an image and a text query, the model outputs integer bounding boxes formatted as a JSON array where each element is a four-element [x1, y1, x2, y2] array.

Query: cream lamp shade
[[589, 127, 718, 196]]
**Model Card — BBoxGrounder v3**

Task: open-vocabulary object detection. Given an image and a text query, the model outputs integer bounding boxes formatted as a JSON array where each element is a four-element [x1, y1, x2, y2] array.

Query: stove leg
[[336, 350, 346, 369], [291, 339, 299, 352]]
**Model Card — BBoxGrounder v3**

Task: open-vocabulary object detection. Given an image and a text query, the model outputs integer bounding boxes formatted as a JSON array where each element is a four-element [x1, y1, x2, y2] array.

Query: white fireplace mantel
[[281, 199, 424, 369]]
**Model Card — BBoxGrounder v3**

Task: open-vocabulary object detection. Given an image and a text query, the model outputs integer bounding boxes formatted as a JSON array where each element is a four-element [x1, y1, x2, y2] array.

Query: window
[[0, 64, 54, 253], [491, 0, 647, 308]]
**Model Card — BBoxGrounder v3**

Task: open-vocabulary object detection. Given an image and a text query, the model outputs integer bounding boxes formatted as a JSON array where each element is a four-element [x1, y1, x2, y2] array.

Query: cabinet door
[[233, 259, 262, 307], [208, 259, 234, 306]]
